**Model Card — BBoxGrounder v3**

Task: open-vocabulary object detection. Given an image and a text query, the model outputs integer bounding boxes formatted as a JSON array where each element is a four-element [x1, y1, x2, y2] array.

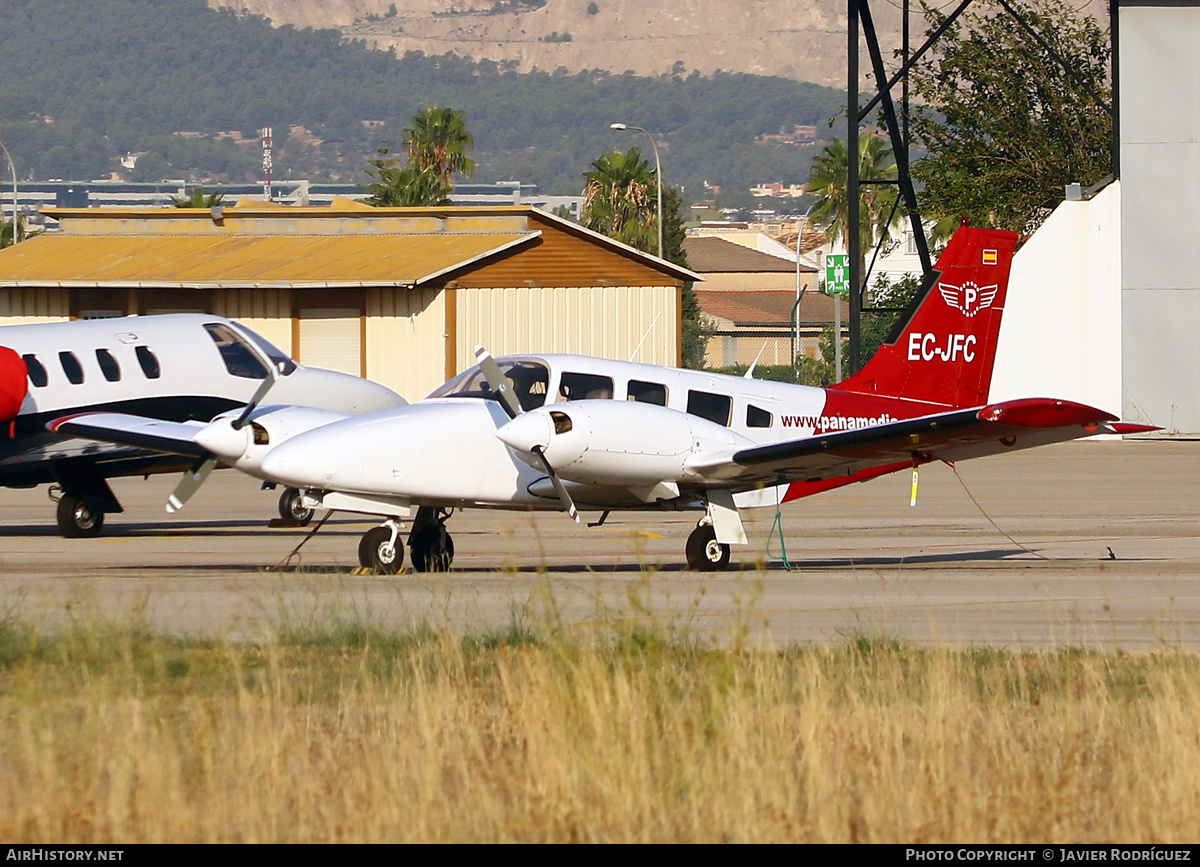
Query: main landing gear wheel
[[685, 524, 730, 572], [410, 525, 455, 572], [358, 526, 404, 575], [56, 494, 104, 539], [277, 487, 314, 526]]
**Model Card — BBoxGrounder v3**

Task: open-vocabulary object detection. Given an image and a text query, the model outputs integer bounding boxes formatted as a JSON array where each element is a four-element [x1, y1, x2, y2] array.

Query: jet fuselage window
[[95, 348, 121, 382], [426, 359, 550, 412], [627, 380, 667, 406], [686, 390, 732, 427], [136, 346, 161, 379], [58, 351, 84, 385], [204, 323, 269, 379], [22, 355, 48, 388], [747, 404, 773, 428], [559, 372, 614, 401]]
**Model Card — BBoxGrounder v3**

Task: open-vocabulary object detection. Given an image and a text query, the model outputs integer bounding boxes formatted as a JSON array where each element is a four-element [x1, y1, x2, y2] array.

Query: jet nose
[[495, 410, 553, 455]]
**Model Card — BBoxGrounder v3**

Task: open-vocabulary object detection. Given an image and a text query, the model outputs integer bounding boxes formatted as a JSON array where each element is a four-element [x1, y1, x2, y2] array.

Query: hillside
[[210, 0, 906, 87], [0, 0, 842, 196]]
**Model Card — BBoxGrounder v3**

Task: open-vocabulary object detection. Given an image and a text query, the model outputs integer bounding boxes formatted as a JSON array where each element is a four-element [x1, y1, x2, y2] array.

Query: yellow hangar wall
[[0, 205, 695, 402], [365, 286, 447, 402], [0, 287, 69, 324], [453, 284, 679, 373]]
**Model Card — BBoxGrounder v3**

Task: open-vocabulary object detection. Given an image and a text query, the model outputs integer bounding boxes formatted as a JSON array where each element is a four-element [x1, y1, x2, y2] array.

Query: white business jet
[[1, 313, 404, 536], [56, 226, 1155, 570]]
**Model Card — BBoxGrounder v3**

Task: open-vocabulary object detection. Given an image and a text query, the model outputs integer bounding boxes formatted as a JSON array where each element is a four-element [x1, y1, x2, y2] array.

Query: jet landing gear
[[56, 493, 104, 538], [359, 520, 404, 574]]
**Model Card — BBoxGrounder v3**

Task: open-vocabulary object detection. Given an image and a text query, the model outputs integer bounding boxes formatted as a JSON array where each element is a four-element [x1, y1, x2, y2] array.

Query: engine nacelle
[[194, 404, 351, 477], [495, 399, 754, 485]]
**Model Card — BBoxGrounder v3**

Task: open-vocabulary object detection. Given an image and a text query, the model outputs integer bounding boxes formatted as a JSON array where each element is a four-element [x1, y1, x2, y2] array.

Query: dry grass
[[1, 615, 1199, 842]]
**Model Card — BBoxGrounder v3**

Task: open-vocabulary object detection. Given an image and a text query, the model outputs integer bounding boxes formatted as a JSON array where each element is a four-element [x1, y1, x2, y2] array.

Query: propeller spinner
[[474, 345, 579, 523]]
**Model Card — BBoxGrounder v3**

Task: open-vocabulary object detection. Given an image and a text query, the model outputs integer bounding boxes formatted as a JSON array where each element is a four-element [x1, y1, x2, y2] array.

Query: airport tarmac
[[2, 438, 1199, 649]]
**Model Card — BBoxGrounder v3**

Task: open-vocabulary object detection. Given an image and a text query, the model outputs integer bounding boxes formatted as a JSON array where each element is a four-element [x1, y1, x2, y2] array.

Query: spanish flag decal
[[982, 249, 998, 265]]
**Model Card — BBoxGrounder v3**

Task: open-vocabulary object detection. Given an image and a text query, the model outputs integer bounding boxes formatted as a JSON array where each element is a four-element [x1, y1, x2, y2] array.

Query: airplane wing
[[48, 413, 210, 459], [692, 398, 1148, 494]]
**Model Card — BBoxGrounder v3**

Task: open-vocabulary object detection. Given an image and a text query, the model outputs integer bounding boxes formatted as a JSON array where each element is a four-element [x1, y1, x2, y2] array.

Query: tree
[[581, 149, 706, 367], [170, 188, 225, 208], [403, 106, 476, 187], [131, 151, 170, 183], [0, 215, 26, 248], [359, 146, 452, 206], [581, 147, 657, 250], [909, 0, 1112, 233], [807, 134, 901, 260]]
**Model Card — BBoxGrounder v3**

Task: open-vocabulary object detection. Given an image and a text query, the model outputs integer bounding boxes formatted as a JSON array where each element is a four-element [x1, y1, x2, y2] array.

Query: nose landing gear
[[355, 507, 456, 575], [358, 521, 404, 574], [277, 487, 315, 526]]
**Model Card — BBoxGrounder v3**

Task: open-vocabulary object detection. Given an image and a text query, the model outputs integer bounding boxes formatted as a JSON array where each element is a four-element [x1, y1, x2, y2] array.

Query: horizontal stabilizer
[[692, 398, 1124, 496]]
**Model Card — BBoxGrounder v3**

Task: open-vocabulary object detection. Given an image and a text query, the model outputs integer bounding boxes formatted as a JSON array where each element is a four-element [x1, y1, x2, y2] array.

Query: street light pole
[[610, 122, 663, 260], [0, 139, 18, 246], [793, 202, 818, 377]]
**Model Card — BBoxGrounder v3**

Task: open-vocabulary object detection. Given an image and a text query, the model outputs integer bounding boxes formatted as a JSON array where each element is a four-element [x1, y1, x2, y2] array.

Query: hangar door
[[297, 308, 363, 376]]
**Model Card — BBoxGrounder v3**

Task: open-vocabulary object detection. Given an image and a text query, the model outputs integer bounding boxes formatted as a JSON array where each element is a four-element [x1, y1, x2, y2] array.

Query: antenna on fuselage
[[627, 311, 662, 363], [744, 342, 768, 379]]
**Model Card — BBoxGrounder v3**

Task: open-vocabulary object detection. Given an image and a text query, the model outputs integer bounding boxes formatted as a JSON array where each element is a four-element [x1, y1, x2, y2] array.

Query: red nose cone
[[0, 346, 28, 424]]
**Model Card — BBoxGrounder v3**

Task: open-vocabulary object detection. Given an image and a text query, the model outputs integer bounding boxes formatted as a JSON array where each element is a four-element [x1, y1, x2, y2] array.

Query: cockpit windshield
[[427, 358, 549, 411], [231, 323, 297, 376]]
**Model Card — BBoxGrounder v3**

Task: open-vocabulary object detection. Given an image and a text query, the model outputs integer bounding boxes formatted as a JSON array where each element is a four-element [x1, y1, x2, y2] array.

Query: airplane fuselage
[[260, 353, 950, 512], [0, 314, 404, 533]]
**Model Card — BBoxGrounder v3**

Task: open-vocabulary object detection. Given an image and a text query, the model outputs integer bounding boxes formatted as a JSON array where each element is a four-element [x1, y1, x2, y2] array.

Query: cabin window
[[204, 323, 269, 379], [747, 404, 773, 428], [686, 390, 732, 426], [136, 346, 161, 379], [627, 380, 667, 406], [23, 355, 48, 388], [427, 359, 549, 412], [559, 372, 614, 401], [95, 349, 121, 382], [58, 352, 84, 385]]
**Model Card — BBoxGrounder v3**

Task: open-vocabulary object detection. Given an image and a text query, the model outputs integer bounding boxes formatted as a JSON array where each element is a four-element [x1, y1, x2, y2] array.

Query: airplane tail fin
[[837, 224, 1019, 409]]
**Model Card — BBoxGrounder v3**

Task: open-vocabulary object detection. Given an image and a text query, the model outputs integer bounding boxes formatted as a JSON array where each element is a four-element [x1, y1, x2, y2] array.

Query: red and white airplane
[[55, 226, 1154, 570], [1, 314, 404, 536]]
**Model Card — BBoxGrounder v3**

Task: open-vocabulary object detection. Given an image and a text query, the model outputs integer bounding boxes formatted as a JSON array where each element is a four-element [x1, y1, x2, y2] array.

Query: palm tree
[[170, 188, 225, 208], [581, 148, 657, 250], [403, 106, 476, 187], [359, 146, 452, 207], [807, 134, 902, 281], [0, 214, 25, 248]]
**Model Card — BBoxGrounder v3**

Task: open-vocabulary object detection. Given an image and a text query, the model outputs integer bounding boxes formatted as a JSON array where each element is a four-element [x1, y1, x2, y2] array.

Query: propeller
[[167, 338, 283, 512], [167, 457, 216, 513], [474, 345, 579, 523]]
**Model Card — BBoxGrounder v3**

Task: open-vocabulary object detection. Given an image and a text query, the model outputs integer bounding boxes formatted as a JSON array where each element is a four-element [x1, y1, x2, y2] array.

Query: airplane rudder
[[837, 224, 1019, 407]]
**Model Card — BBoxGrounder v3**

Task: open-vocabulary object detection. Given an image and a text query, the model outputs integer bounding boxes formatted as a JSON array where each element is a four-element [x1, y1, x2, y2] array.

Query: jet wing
[[693, 398, 1144, 493], [48, 413, 210, 459]]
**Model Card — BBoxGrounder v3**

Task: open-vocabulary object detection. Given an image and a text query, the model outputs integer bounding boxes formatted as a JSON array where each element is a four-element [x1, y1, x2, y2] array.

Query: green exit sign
[[825, 254, 849, 297]]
